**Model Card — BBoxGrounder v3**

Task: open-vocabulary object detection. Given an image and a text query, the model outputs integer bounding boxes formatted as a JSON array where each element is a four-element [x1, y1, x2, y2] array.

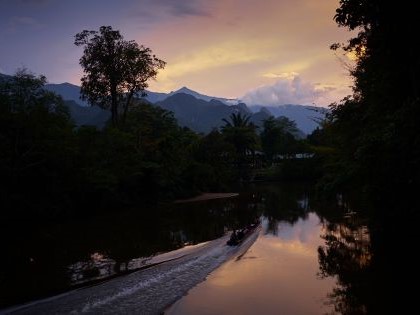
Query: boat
[[226, 221, 260, 246]]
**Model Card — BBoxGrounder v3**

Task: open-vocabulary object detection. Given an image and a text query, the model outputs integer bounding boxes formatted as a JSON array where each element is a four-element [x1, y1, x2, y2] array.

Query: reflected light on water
[[166, 212, 336, 315], [265, 238, 316, 257]]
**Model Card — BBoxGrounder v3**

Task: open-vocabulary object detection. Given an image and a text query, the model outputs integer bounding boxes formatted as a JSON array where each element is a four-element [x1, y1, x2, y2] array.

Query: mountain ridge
[[156, 93, 253, 134], [1, 75, 327, 134]]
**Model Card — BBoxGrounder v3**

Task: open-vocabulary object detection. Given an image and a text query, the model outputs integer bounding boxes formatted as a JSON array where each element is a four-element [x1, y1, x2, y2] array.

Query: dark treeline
[[0, 70, 310, 219], [0, 70, 232, 219], [0, 26, 316, 219], [312, 0, 420, 210], [306, 1, 420, 313]]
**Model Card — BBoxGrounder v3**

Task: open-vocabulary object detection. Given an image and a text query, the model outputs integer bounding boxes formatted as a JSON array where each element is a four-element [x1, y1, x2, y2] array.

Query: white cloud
[[262, 72, 299, 79], [242, 74, 336, 106]]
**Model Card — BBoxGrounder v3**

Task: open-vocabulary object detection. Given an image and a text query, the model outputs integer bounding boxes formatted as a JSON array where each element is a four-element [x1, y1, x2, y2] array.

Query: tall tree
[[326, 17, 420, 312], [0, 68, 66, 114], [74, 26, 165, 127], [221, 112, 258, 165], [0, 69, 76, 216], [260, 116, 298, 162], [324, 1, 420, 199]]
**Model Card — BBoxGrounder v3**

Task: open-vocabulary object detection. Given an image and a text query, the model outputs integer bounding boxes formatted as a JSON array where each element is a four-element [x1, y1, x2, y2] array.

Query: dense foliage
[[316, 0, 420, 208], [305, 2, 420, 313], [221, 113, 258, 161], [0, 71, 236, 219], [260, 116, 300, 162], [74, 26, 165, 127], [0, 70, 76, 217]]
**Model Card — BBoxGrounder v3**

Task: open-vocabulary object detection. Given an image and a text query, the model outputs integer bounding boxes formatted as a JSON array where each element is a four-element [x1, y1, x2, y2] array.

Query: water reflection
[[0, 195, 261, 308], [316, 198, 373, 315], [166, 183, 398, 315], [1, 182, 388, 314], [245, 182, 311, 234], [167, 212, 336, 315]]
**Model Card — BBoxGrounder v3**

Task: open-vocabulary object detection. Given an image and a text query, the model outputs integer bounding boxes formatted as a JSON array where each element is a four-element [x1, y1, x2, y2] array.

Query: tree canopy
[[1, 69, 249, 219], [74, 26, 165, 127], [320, 1, 420, 206], [221, 112, 258, 158], [260, 116, 299, 161]]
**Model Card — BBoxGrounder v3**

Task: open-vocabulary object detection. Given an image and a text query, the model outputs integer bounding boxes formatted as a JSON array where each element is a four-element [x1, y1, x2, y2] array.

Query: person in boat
[[228, 229, 239, 245], [236, 229, 244, 240]]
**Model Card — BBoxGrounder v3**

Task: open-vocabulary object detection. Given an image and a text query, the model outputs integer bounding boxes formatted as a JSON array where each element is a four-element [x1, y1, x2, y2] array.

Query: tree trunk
[[110, 83, 118, 127], [122, 91, 133, 125]]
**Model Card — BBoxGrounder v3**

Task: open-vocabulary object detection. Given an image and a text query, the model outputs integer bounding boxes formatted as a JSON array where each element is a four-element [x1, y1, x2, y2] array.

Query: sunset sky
[[0, 0, 354, 106]]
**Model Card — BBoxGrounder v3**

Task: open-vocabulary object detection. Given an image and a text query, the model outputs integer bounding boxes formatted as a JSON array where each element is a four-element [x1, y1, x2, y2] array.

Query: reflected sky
[[166, 212, 336, 315]]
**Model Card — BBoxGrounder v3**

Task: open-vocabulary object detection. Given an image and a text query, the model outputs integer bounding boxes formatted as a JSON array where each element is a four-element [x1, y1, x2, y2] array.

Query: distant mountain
[[32, 80, 322, 134], [64, 100, 110, 128], [154, 93, 306, 135], [143, 86, 239, 105], [249, 104, 328, 134], [142, 90, 168, 103], [249, 108, 272, 128], [44, 83, 240, 107], [156, 93, 239, 133], [231, 102, 252, 114], [45, 82, 90, 107], [0, 73, 12, 82]]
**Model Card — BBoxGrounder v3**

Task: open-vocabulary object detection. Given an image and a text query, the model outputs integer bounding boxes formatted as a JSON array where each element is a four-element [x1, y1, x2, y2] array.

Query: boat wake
[[3, 227, 260, 315]]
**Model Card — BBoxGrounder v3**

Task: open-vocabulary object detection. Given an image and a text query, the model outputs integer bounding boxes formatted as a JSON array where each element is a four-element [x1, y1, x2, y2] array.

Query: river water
[[1, 182, 375, 314], [167, 213, 336, 315]]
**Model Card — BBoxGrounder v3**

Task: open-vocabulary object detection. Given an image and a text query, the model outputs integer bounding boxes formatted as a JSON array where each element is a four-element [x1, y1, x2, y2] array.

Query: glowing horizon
[[0, 0, 354, 106]]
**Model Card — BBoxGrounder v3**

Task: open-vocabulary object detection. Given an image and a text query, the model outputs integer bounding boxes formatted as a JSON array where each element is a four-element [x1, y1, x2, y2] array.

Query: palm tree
[[221, 112, 258, 164], [222, 112, 252, 129]]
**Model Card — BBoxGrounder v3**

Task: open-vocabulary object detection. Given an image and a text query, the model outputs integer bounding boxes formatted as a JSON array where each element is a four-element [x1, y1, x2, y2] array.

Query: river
[[1, 182, 377, 314], [166, 213, 336, 315]]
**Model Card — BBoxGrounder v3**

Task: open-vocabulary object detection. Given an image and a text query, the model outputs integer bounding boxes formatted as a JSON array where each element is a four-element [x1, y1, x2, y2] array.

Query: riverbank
[[174, 193, 239, 203], [2, 231, 258, 315]]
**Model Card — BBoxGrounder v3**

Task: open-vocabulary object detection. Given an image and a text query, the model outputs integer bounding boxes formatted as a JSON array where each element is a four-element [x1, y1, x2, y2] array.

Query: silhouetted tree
[[320, 1, 420, 204], [260, 116, 298, 162], [0, 69, 238, 217], [188, 129, 235, 191], [0, 68, 67, 115], [316, 6, 420, 311], [74, 26, 165, 127], [221, 112, 258, 158], [0, 69, 76, 216]]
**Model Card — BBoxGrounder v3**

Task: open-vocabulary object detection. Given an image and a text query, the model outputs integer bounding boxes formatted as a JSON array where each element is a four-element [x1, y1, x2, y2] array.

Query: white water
[[3, 229, 260, 315]]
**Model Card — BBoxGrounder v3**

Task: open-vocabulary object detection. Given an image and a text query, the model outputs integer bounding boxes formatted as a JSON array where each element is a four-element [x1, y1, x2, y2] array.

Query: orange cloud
[[132, 0, 353, 102]]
